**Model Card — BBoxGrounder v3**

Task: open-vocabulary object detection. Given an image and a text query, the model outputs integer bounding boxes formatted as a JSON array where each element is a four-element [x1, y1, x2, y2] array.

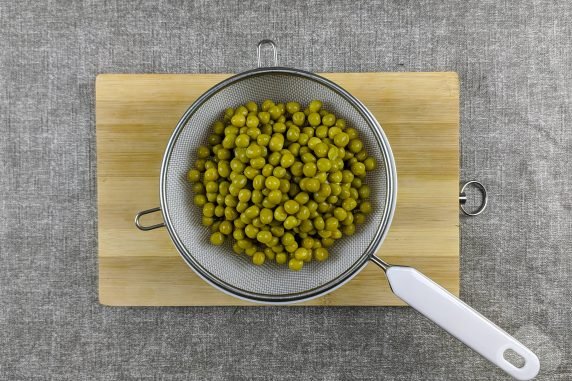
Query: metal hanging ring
[[459, 181, 488, 216], [257, 40, 278, 68]]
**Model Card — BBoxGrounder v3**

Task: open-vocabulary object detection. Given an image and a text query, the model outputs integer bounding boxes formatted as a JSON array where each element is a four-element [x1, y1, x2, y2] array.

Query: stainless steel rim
[[159, 67, 398, 304]]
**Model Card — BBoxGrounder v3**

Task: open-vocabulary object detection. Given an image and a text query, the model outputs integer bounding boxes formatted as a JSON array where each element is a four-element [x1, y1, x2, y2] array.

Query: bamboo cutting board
[[96, 72, 460, 306]]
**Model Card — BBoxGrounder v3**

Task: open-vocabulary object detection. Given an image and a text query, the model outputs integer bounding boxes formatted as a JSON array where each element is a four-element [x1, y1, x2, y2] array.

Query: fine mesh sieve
[[134, 41, 540, 379], [157, 67, 396, 303]]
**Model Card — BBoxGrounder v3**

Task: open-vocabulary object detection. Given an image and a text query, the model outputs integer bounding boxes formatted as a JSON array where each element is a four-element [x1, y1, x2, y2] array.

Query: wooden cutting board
[[96, 72, 460, 306]]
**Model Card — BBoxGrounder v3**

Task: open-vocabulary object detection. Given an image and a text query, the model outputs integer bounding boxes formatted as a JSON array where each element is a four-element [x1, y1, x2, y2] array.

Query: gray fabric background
[[1, 0, 570, 380]]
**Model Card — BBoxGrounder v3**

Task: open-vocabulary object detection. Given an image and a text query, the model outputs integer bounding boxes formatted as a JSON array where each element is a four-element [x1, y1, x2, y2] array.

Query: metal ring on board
[[257, 40, 278, 68], [459, 181, 488, 216]]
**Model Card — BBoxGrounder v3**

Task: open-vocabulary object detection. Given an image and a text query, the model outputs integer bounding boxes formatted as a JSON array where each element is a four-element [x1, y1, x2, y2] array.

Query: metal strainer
[[135, 41, 539, 380]]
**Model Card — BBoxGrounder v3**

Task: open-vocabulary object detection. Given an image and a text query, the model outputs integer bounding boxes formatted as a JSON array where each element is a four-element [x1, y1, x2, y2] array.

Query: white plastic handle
[[386, 266, 540, 380]]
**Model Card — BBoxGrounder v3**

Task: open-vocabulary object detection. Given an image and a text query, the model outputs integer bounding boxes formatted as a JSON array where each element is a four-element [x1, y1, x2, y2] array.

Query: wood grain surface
[[96, 72, 460, 306]]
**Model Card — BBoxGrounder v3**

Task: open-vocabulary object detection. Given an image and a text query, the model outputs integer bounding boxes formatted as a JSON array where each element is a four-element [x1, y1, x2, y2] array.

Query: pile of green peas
[[187, 100, 376, 271]]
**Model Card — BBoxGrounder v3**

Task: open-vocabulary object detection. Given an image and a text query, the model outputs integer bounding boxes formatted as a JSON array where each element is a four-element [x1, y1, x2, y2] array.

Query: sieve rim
[[159, 67, 397, 304]]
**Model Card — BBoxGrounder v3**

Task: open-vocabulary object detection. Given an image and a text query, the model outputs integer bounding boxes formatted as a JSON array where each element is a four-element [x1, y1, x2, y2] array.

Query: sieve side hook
[[135, 207, 165, 231], [257, 40, 278, 68], [459, 181, 487, 216]]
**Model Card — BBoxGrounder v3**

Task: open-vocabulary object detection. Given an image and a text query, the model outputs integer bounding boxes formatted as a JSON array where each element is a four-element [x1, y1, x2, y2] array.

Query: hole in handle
[[504, 348, 526, 369]]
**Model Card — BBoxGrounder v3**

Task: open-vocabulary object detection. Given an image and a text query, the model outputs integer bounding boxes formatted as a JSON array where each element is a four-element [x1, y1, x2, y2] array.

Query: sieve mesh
[[160, 69, 395, 302]]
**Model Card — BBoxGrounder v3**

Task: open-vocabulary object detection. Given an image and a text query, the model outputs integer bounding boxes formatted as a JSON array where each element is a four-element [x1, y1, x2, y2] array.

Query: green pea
[[244, 205, 260, 220], [194, 194, 207, 206], [353, 212, 365, 225], [224, 194, 238, 208], [351, 162, 366, 176], [270, 166, 284, 179], [274, 206, 288, 222], [287, 162, 301, 177], [286, 126, 300, 142], [275, 252, 287, 264], [250, 190, 262, 204], [266, 189, 282, 205], [296, 206, 310, 220], [318, 183, 332, 198], [245, 224, 259, 239], [236, 201, 248, 213], [305, 178, 321, 193], [358, 185, 371, 199], [254, 133, 269, 146], [308, 100, 322, 113], [306, 137, 320, 150], [246, 115, 260, 129], [231, 114, 246, 127], [333, 207, 348, 221], [315, 125, 328, 139], [210, 232, 225, 245], [202, 216, 214, 226], [360, 201, 372, 214], [206, 192, 217, 202], [280, 152, 295, 168], [256, 230, 273, 244], [264, 176, 280, 190], [294, 248, 310, 261], [269, 135, 284, 152], [303, 162, 317, 177], [314, 143, 329, 158], [333, 132, 349, 147], [364, 156, 377, 171], [313, 247, 329, 261], [258, 111, 271, 124], [214, 119, 227, 133], [284, 200, 300, 215], [203, 168, 218, 182], [355, 150, 368, 162], [214, 205, 225, 217], [260, 99, 274, 111], [208, 134, 222, 146], [348, 139, 363, 153], [187, 169, 201, 183], [292, 111, 305, 126], [266, 105, 279, 120], [316, 158, 332, 172], [259, 208, 274, 225], [235, 134, 250, 148], [225, 206, 238, 220], [342, 212, 354, 226], [341, 170, 354, 184], [218, 220, 232, 235], [286, 101, 300, 114], [351, 177, 362, 189], [248, 157, 264, 170], [192, 182, 205, 195], [321, 113, 335, 126], [283, 215, 298, 229], [217, 149, 231, 161], [241, 166, 256, 179], [342, 198, 357, 211], [308, 112, 321, 126], [245, 143, 262, 158], [251, 174, 264, 190], [318, 202, 330, 213], [342, 224, 356, 236], [197, 146, 210, 159], [288, 258, 303, 271]]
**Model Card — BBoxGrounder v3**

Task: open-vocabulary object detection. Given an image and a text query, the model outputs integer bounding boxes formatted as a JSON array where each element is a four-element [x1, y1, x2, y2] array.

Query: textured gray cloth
[[1, 1, 570, 380]]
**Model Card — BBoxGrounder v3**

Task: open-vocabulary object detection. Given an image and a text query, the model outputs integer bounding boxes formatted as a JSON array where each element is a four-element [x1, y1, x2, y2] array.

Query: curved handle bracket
[[135, 207, 165, 231], [257, 40, 278, 68]]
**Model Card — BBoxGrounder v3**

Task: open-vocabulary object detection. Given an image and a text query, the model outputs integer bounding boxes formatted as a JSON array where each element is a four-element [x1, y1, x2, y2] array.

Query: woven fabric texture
[[0, 1, 570, 379]]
